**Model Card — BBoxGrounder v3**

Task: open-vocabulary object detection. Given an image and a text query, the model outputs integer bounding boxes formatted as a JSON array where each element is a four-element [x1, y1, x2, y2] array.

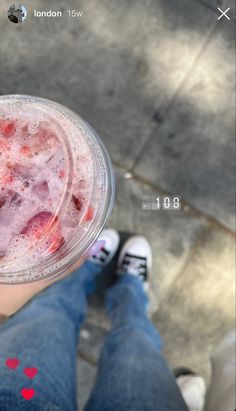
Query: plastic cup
[[0, 95, 115, 284]]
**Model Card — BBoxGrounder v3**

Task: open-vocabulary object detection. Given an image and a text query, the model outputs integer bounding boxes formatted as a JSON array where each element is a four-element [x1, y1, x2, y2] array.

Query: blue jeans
[[0, 262, 188, 411]]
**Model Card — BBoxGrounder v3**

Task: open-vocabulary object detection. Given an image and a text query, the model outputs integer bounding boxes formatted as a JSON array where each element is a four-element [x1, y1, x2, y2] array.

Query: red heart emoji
[[21, 388, 35, 401], [24, 367, 38, 379], [5, 358, 20, 369]]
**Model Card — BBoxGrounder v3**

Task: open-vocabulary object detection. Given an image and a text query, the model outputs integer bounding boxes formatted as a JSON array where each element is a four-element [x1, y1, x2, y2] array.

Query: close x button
[[217, 7, 231, 20]]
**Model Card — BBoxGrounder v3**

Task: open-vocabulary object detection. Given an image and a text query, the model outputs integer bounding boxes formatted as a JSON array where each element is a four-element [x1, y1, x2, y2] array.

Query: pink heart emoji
[[24, 367, 38, 379], [21, 388, 35, 401], [5, 358, 20, 369]]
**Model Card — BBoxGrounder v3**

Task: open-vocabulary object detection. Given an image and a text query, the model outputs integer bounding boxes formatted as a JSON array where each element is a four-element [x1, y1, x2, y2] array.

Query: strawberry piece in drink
[[21, 211, 64, 253], [0, 195, 6, 209], [0, 118, 17, 138], [20, 121, 58, 156], [20, 145, 31, 156], [8, 190, 23, 207], [0, 138, 9, 151], [83, 206, 94, 223], [72, 195, 83, 212], [0, 190, 22, 209], [32, 181, 49, 200], [5, 163, 35, 186], [32, 123, 58, 152]]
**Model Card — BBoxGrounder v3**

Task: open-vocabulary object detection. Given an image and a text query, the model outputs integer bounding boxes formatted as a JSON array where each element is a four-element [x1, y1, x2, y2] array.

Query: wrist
[[0, 283, 45, 317]]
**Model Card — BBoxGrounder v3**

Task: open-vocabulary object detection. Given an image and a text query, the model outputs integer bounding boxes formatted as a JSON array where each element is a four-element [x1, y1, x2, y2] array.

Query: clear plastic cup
[[0, 95, 115, 284]]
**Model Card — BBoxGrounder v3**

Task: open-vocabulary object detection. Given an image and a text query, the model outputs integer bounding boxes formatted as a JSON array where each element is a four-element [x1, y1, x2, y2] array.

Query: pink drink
[[0, 96, 114, 284]]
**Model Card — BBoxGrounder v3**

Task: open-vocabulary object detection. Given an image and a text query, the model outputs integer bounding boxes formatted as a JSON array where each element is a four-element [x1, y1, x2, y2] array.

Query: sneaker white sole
[[176, 375, 206, 411]]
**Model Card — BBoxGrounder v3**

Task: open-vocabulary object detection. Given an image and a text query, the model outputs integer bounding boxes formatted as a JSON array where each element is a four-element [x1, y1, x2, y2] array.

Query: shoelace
[[122, 254, 147, 281]]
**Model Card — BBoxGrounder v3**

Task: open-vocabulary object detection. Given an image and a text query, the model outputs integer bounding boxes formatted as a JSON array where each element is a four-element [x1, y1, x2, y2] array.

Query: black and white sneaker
[[117, 236, 152, 291], [88, 229, 120, 268]]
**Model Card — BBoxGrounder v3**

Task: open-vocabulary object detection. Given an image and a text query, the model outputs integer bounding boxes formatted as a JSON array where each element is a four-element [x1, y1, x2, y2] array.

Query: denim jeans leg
[[0, 261, 101, 411], [85, 274, 188, 411]]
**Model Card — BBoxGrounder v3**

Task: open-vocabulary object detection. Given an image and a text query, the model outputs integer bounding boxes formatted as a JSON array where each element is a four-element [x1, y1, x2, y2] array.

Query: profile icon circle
[[8, 4, 27, 23]]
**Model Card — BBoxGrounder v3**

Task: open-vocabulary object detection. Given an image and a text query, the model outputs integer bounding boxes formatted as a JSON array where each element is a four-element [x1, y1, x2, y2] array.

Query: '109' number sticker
[[142, 195, 181, 211]]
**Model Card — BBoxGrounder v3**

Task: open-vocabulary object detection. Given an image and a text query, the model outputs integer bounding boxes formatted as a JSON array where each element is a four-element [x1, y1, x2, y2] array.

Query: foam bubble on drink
[[0, 101, 94, 273]]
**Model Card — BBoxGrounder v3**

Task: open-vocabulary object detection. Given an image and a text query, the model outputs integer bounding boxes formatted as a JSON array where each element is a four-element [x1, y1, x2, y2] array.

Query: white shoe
[[88, 229, 120, 268], [117, 236, 152, 291], [176, 374, 206, 411]]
